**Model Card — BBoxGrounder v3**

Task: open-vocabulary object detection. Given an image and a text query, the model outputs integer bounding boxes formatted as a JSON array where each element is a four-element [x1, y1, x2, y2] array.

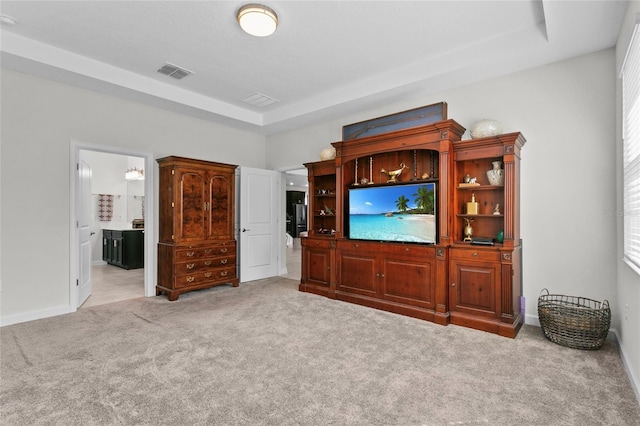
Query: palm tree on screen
[[395, 195, 410, 212], [413, 185, 435, 214]]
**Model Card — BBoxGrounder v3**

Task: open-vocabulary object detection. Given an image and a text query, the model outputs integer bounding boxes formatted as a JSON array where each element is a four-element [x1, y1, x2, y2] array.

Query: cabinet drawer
[[336, 239, 380, 252], [174, 266, 237, 288], [175, 243, 236, 261], [175, 256, 235, 274], [450, 248, 501, 262], [302, 238, 332, 249]]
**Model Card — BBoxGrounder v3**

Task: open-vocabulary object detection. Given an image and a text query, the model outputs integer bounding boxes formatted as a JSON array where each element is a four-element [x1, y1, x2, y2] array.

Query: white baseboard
[[614, 329, 640, 406], [0, 304, 71, 327], [524, 313, 541, 327]]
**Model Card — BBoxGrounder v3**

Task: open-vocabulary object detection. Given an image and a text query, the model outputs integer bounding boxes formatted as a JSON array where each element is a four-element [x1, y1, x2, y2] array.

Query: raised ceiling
[[0, 1, 629, 135]]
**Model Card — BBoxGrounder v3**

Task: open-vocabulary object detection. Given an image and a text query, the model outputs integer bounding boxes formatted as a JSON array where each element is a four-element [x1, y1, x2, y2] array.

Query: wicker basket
[[537, 288, 611, 350]]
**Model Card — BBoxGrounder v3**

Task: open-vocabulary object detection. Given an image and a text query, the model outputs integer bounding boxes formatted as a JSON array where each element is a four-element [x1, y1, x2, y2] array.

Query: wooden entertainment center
[[300, 119, 526, 337]]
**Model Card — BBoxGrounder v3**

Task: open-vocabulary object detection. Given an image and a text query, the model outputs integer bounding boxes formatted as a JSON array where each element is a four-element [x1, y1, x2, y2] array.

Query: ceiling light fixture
[[237, 4, 278, 37], [125, 167, 144, 181], [0, 14, 17, 26]]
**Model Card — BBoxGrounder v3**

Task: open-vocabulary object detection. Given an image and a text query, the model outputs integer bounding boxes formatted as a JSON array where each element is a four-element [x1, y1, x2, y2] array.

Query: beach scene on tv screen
[[349, 183, 436, 243]]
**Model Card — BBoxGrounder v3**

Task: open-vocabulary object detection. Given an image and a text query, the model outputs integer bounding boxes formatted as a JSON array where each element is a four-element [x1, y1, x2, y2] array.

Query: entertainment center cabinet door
[[300, 237, 335, 297], [380, 246, 437, 310], [449, 248, 502, 332], [335, 241, 378, 297]]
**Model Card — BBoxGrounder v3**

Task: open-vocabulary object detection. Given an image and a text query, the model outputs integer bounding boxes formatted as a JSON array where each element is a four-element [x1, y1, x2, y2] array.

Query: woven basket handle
[[540, 288, 550, 296]]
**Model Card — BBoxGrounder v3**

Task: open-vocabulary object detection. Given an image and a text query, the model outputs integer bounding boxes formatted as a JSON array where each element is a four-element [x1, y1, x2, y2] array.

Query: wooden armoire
[[156, 156, 239, 301]]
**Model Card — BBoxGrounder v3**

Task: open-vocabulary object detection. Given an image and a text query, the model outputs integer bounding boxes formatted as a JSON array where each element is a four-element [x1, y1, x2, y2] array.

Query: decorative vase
[[470, 119, 502, 139], [319, 146, 336, 161], [486, 161, 504, 186]]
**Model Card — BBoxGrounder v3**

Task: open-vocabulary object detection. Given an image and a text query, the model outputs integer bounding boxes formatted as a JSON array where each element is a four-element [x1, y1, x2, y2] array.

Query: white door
[[77, 159, 93, 306], [239, 167, 280, 282]]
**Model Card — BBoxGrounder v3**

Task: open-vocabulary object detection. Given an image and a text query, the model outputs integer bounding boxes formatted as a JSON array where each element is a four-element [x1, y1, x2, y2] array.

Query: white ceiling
[[0, 1, 629, 135]]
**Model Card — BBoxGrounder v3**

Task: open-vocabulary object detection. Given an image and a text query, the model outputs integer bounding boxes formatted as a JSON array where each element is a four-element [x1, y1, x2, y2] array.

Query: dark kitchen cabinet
[[102, 229, 144, 270]]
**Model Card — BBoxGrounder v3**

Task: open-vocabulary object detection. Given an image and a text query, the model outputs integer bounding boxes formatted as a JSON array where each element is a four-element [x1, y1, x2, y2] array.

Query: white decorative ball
[[470, 119, 502, 139], [320, 146, 336, 161]]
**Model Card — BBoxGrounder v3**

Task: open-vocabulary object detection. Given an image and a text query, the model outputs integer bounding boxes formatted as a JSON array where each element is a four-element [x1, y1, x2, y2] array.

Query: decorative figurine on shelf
[[466, 193, 479, 215], [493, 204, 501, 215], [323, 205, 334, 216], [380, 162, 407, 183], [421, 172, 430, 180], [463, 218, 474, 242], [464, 174, 471, 183], [487, 161, 504, 186], [360, 177, 369, 185]]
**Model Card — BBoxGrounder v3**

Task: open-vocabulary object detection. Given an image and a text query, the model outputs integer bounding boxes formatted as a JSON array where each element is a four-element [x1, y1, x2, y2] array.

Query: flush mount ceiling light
[[0, 14, 17, 26], [237, 4, 278, 37]]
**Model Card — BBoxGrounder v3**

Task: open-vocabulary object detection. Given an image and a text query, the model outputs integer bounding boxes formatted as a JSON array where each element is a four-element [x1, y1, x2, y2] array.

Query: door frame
[[277, 166, 309, 277], [69, 140, 155, 311]]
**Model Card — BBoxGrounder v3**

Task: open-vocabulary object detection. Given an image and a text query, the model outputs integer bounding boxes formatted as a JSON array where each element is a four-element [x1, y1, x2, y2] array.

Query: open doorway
[[80, 150, 145, 308], [70, 141, 155, 312], [283, 169, 308, 280]]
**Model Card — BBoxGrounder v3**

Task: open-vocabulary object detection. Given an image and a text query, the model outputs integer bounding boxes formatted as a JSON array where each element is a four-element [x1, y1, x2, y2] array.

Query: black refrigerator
[[292, 203, 307, 237]]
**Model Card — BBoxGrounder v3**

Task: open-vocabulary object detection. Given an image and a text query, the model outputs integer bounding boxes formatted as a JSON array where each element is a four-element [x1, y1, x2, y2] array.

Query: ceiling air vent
[[157, 63, 193, 80], [242, 92, 279, 107]]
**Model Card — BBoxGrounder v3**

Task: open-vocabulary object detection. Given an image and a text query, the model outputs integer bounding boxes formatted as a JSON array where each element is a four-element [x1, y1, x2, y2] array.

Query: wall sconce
[[237, 4, 278, 37], [125, 167, 144, 181]]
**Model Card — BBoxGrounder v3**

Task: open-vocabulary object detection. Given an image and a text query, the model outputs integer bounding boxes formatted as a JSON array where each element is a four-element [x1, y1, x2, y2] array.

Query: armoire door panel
[[179, 171, 207, 240]]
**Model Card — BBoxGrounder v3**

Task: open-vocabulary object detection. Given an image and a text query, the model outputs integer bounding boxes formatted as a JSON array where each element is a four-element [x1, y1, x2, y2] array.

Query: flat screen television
[[348, 182, 437, 244]]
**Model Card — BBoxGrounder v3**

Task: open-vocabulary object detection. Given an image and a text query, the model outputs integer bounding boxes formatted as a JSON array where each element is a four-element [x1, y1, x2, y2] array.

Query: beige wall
[[0, 70, 267, 322]]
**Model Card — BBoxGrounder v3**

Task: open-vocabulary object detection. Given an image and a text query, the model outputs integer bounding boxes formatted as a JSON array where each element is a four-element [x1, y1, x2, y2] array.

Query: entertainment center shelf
[[299, 119, 525, 338]]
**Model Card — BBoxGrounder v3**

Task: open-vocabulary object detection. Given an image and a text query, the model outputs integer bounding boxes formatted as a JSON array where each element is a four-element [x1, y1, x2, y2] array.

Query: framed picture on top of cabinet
[[342, 102, 447, 141]]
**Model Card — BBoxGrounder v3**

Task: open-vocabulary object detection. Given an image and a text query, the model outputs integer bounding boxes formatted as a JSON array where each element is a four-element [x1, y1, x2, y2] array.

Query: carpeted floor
[[1, 277, 638, 425]]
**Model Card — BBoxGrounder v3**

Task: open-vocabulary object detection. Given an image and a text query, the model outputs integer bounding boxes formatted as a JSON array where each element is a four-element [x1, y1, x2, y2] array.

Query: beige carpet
[[1, 277, 638, 425]]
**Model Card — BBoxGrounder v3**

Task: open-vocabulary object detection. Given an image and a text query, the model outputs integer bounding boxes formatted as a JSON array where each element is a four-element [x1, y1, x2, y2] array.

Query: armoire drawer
[[174, 256, 236, 275], [174, 266, 237, 289]]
